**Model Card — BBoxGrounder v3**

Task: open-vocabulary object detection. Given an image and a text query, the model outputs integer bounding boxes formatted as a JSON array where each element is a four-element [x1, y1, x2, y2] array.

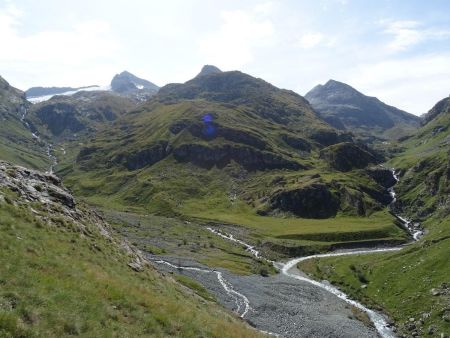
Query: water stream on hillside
[[388, 169, 424, 240], [19, 106, 57, 173], [151, 169, 421, 337]]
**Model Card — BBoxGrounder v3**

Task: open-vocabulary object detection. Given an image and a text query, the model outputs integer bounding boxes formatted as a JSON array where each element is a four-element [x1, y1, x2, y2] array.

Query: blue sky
[[1, 0, 449, 115]]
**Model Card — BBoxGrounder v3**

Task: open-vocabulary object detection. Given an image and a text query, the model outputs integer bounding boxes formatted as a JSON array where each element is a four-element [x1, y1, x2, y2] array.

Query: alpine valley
[[0, 66, 448, 338]]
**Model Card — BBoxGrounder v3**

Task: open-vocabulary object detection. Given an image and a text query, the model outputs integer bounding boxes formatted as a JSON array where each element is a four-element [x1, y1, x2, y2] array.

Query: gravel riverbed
[[148, 254, 379, 338]]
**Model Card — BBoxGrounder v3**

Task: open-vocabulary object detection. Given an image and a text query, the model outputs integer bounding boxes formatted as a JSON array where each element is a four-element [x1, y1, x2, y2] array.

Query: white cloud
[[346, 53, 450, 115], [197, 6, 274, 70], [383, 20, 423, 51], [382, 20, 450, 52], [0, 3, 120, 87], [297, 32, 324, 49]]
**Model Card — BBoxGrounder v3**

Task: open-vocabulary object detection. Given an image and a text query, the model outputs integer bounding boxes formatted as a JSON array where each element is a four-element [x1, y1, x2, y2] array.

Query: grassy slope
[[0, 197, 263, 337]]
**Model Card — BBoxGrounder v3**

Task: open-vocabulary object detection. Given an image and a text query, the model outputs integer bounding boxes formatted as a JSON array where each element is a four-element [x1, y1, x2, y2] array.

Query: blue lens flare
[[202, 113, 216, 137], [204, 124, 216, 137], [202, 113, 214, 123]]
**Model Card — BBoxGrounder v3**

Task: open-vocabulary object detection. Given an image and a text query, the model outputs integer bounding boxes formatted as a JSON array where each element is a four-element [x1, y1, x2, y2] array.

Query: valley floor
[[103, 209, 407, 337]]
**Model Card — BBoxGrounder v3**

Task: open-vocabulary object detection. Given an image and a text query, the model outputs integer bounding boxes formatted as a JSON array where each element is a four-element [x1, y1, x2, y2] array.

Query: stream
[[151, 169, 421, 337], [153, 259, 251, 318], [20, 106, 58, 173]]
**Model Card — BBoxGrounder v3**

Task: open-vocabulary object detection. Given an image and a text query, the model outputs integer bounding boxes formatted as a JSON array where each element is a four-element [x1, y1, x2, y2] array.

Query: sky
[[1, 0, 450, 115]]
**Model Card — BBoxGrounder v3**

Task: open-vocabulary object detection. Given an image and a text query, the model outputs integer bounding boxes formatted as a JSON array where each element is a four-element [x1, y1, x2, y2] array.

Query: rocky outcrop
[[308, 129, 352, 147], [173, 143, 303, 171], [366, 167, 397, 188], [280, 134, 312, 152], [0, 161, 74, 208], [77, 146, 100, 162], [267, 177, 390, 218], [0, 160, 148, 271], [117, 141, 170, 170], [34, 102, 85, 135], [320, 142, 378, 172], [269, 183, 340, 218], [169, 120, 190, 134]]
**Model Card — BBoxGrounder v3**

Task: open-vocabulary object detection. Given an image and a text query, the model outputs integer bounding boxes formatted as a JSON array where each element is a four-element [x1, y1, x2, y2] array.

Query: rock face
[[305, 79, 420, 140], [308, 129, 353, 147], [173, 143, 303, 171], [320, 142, 379, 172], [116, 141, 170, 170], [267, 179, 389, 219], [270, 183, 340, 218], [366, 167, 397, 188], [280, 134, 312, 152], [111, 71, 159, 99], [34, 102, 85, 136]]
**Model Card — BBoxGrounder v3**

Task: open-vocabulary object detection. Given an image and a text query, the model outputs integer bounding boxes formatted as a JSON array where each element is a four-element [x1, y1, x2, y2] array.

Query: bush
[[259, 267, 269, 277], [357, 272, 369, 284]]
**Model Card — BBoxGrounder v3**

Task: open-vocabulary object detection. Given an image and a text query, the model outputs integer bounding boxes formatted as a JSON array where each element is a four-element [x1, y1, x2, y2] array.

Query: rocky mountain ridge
[[305, 79, 421, 141], [26, 85, 100, 98]]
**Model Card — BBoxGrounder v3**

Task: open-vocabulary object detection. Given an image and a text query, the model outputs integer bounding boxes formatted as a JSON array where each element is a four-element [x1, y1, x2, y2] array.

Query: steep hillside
[[391, 95, 450, 219], [0, 75, 49, 170], [61, 67, 407, 253], [0, 160, 263, 337], [27, 91, 137, 140], [299, 95, 450, 337], [305, 80, 420, 141]]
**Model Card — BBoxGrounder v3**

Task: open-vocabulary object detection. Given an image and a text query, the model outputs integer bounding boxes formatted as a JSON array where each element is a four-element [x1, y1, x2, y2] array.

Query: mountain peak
[[111, 71, 159, 95], [323, 79, 358, 92], [196, 65, 222, 77]]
